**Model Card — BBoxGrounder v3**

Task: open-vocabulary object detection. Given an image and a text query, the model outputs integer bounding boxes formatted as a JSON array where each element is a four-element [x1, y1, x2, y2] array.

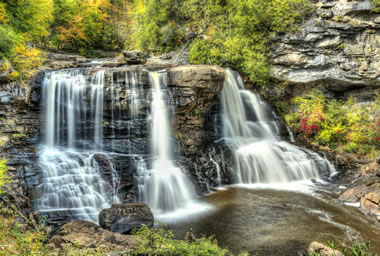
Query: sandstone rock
[[40, 52, 88, 70], [48, 220, 140, 252], [306, 242, 344, 256], [270, 0, 380, 101], [374, 16, 380, 24], [120, 50, 146, 65], [45, 52, 87, 63], [316, 36, 340, 48], [360, 183, 380, 219], [0, 135, 10, 147], [338, 185, 369, 203], [101, 62, 126, 68], [168, 65, 225, 88], [364, 191, 380, 204], [99, 203, 154, 234], [360, 196, 380, 215]]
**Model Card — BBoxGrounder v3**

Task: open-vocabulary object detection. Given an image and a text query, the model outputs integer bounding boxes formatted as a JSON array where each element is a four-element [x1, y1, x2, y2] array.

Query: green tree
[[3, 0, 54, 41]]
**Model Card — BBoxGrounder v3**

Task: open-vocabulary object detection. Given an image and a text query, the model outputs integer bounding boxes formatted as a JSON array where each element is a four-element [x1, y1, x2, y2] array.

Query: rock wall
[[271, 0, 380, 101], [0, 81, 40, 212]]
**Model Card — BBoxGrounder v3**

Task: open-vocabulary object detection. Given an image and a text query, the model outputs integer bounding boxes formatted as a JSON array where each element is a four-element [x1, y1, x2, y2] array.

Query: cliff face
[[271, 0, 380, 101]]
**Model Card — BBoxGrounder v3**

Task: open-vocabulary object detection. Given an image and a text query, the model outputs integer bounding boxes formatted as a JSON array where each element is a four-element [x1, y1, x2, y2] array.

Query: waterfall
[[221, 69, 335, 184], [37, 70, 119, 223], [137, 72, 195, 214]]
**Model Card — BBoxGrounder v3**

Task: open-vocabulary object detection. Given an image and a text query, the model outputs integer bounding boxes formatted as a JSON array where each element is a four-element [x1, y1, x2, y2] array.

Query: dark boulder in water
[[99, 203, 154, 234]]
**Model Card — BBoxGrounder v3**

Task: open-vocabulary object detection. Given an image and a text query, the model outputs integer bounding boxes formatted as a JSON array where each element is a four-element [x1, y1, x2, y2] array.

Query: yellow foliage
[[58, 15, 86, 43], [0, 3, 9, 23], [0, 159, 9, 194], [0, 212, 49, 256], [8, 43, 44, 81]]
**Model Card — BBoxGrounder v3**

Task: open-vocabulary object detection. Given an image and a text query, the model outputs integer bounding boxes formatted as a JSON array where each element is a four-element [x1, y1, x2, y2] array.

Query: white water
[[137, 72, 195, 214], [221, 69, 335, 184], [38, 70, 119, 222]]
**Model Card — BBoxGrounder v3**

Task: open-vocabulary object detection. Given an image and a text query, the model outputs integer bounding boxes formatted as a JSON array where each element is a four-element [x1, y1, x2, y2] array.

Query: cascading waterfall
[[37, 70, 119, 222], [137, 72, 195, 214], [221, 69, 335, 184]]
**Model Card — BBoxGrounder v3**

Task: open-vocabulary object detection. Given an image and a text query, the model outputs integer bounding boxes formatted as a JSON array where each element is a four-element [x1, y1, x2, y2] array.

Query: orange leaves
[[58, 15, 87, 43]]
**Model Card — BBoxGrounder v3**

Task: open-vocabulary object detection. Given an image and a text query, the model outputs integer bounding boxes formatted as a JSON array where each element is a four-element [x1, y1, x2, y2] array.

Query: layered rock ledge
[[271, 0, 380, 100]]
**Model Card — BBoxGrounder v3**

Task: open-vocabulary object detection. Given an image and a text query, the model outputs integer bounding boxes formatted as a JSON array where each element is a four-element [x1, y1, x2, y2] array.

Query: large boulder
[[48, 220, 140, 252], [338, 184, 369, 203], [306, 242, 344, 256], [339, 183, 380, 221], [360, 184, 380, 220], [99, 203, 154, 234], [118, 50, 147, 65]]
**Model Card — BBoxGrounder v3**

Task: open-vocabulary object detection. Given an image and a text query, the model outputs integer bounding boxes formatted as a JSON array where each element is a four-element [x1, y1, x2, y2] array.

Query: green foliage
[[305, 241, 378, 256], [49, 0, 118, 55], [334, 14, 344, 22], [4, 0, 54, 41], [130, 0, 187, 53], [12, 133, 26, 138], [0, 207, 49, 255], [371, 0, 380, 13], [131, 224, 237, 256], [0, 24, 21, 59], [350, 241, 377, 256], [186, 0, 312, 88], [0, 0, 51, 81], [120, 0, 311, 87], [285, 91, 380, 157], [0, 159, 9, 194], [61, 243, 105, 256], [1, 0, 313, 84]]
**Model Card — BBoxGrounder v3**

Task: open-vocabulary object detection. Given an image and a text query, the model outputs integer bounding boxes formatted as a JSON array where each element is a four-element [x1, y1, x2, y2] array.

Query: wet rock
[[306, 242, 344, 256], [101, 62, 126, 68], [99, 203, 154, 234], [48, 220, 140, 252]]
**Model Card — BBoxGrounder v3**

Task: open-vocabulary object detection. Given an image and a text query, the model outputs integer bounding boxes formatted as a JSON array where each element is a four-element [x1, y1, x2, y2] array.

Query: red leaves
[[300, 118, 319, 135]]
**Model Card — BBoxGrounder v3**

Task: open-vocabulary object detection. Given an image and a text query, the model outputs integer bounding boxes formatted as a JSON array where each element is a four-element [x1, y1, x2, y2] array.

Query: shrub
[[371, 0, 380, 12], [7, 43, 44, 81], [0, 208, 49, 256], [131, 224, 242, 256], [285, 91, 380, 157]]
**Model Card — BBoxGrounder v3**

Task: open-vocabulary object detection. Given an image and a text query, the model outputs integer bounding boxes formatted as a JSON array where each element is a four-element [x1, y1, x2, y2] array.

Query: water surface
[[168, 186, 380, 255]]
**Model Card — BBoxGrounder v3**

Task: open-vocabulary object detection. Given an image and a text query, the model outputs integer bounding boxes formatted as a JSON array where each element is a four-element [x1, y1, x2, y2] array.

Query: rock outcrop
[[48, 220, 140, 252], [339, 183, 380, 220], [99, 203, 154, 234], [0, 80, 40, 212], [271, 0, 380, 101], [360, 184, 380, 220], [40, 52, 87, 70], [306, 242, 344, 256]]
